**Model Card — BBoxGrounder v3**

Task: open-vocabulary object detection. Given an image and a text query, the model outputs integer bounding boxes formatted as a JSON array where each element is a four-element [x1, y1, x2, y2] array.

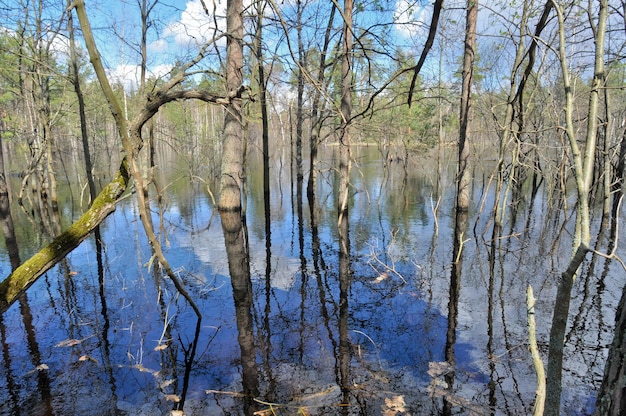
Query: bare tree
[[67, 0, 96, 205], [338, 0, 353, 225], [456, 0, 477, 212], [307, 3, 337, 199], [219, 0, 245, 213], [545, 1, 608, 414], [0, 0, 239, 317]]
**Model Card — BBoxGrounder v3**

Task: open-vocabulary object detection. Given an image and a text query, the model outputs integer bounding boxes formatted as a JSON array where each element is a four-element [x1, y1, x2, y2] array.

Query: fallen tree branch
[[0, 159, 131, 313]]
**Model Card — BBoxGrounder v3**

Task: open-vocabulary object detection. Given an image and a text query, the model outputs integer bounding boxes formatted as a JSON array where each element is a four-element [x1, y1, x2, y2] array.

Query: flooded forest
[[0, 0, 625, 415]]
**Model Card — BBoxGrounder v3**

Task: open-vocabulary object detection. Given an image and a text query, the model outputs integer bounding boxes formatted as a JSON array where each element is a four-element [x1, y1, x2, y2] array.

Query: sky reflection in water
[[0, 147, 622, 415]]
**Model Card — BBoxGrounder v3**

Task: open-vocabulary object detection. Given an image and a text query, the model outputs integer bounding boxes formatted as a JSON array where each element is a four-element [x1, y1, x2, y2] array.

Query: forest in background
[[0, 0, 625, 414]]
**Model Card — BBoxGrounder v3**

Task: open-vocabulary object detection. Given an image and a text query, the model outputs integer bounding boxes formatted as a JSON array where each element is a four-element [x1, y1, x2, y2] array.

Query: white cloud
[[106, 63, 141, 91], [161, 0, 226, 48], [148, 38, 169, 53], [106, 62, 173, 91], [394, 0, 431, 38]]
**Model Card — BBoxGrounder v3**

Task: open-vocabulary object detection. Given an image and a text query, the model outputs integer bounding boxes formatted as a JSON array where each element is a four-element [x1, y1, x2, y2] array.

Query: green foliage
[[0, 31, 22, 139], [356, 53, 443, 149]]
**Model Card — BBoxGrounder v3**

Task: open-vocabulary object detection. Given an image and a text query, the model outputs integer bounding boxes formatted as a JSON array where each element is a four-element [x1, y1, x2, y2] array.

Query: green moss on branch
[[0, 159, 130, 313]]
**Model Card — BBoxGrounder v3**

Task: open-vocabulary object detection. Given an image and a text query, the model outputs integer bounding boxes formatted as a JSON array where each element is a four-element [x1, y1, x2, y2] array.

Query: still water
[[0, 146, 623, 415]]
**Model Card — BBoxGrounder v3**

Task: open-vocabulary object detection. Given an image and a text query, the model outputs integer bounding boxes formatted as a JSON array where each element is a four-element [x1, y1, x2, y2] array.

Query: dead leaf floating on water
[[133, 364, 159, 376], [382, 395, 407, 415], [55, 339, 82, 348], [25, 364, 49, 376], [55, 335, 95, 348], [164, 394, 180, 403], [428, 361, 453, 378], [159, 379, 176, 389], [78, 355, 99, 364], [373, 272, 389, 283]]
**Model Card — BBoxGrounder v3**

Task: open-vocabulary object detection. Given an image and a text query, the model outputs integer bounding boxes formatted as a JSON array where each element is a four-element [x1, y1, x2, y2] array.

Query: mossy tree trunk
[[0, 1, 240, 318], [0, 160, 130, 313]]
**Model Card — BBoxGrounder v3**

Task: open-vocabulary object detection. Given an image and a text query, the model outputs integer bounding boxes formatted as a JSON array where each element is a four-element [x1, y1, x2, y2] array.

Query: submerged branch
[[527, 285, 546, 416], [0, 159, 131, 314]]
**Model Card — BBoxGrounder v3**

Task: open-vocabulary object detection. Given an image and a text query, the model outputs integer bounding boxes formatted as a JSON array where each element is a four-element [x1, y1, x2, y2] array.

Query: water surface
[[0, 146, 622, 415]]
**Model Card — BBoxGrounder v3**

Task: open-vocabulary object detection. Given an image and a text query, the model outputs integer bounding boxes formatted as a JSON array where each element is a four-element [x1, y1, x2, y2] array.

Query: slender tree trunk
[[546, 1, 607, 414], [443, 209, 468, 415], [67, 1, 97, 204], [338, 1, 353, 404], [338, 0, 353, 223], [307, 4, 336, 200], [255, 1, 270, 219], [219, 0, 245, 212], [456, 0, 477, 212], [295, 0, 305, 186]]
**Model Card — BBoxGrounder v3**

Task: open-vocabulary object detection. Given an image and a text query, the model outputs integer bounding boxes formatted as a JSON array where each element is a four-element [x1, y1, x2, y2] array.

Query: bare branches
[[407, 0, 443, 106], [70, 0, 237, 326]]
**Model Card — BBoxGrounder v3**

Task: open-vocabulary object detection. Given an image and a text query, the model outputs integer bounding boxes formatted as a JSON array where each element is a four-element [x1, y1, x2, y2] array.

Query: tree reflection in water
[[221, 210, 259, 414], [0, 148, 623, 415]]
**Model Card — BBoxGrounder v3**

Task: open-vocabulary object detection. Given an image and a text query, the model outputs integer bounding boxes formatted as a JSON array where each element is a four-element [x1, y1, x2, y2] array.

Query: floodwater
[[0, 146, 623, 415]]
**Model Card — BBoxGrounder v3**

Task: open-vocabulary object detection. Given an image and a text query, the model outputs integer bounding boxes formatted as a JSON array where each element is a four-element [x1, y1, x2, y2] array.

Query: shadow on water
[[0, 147, 624, 415]]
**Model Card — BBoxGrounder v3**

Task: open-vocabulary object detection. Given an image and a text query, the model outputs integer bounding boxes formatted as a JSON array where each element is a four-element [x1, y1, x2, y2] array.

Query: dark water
[[0, 147, 622, 415]]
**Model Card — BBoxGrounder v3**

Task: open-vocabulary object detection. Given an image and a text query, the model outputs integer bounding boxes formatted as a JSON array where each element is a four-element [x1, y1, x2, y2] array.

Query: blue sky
[[84, 0, 434, 89]]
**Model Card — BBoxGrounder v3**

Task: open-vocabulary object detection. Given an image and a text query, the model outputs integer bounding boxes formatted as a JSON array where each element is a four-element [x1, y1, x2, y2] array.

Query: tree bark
[[338, 0, 353, 224], [338, 2, 353, 404], [67, 1, 97, 204], [221, 210, 259, 412], [295, 0, 305, 185], [307, 4, 336, 200], [545, 1, 606, 413], [254, 0, 270, 220], [456, 0, 477, 212], [0, 160, 130, 313], [219, 0, 245, 212]]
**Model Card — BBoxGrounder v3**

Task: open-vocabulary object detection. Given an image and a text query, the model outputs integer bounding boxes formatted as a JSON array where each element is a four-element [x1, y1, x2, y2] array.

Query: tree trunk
[[546, 1, 607, 414], [254, 1, 270, 220], [219, 0, 245, 212], [295, 0, 305, 185], [338, 0, 353, 224], [221, 210, 259, 412], [338, 1, 353, 404], [456, 0, 477, 212], [67, 1, 97, 204], [0, 160, 130, 313], [307, 4, 336, 200]]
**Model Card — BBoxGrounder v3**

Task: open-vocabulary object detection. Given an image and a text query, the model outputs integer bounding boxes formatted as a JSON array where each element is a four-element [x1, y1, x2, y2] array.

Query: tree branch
[[0, 159, 131, 313]]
